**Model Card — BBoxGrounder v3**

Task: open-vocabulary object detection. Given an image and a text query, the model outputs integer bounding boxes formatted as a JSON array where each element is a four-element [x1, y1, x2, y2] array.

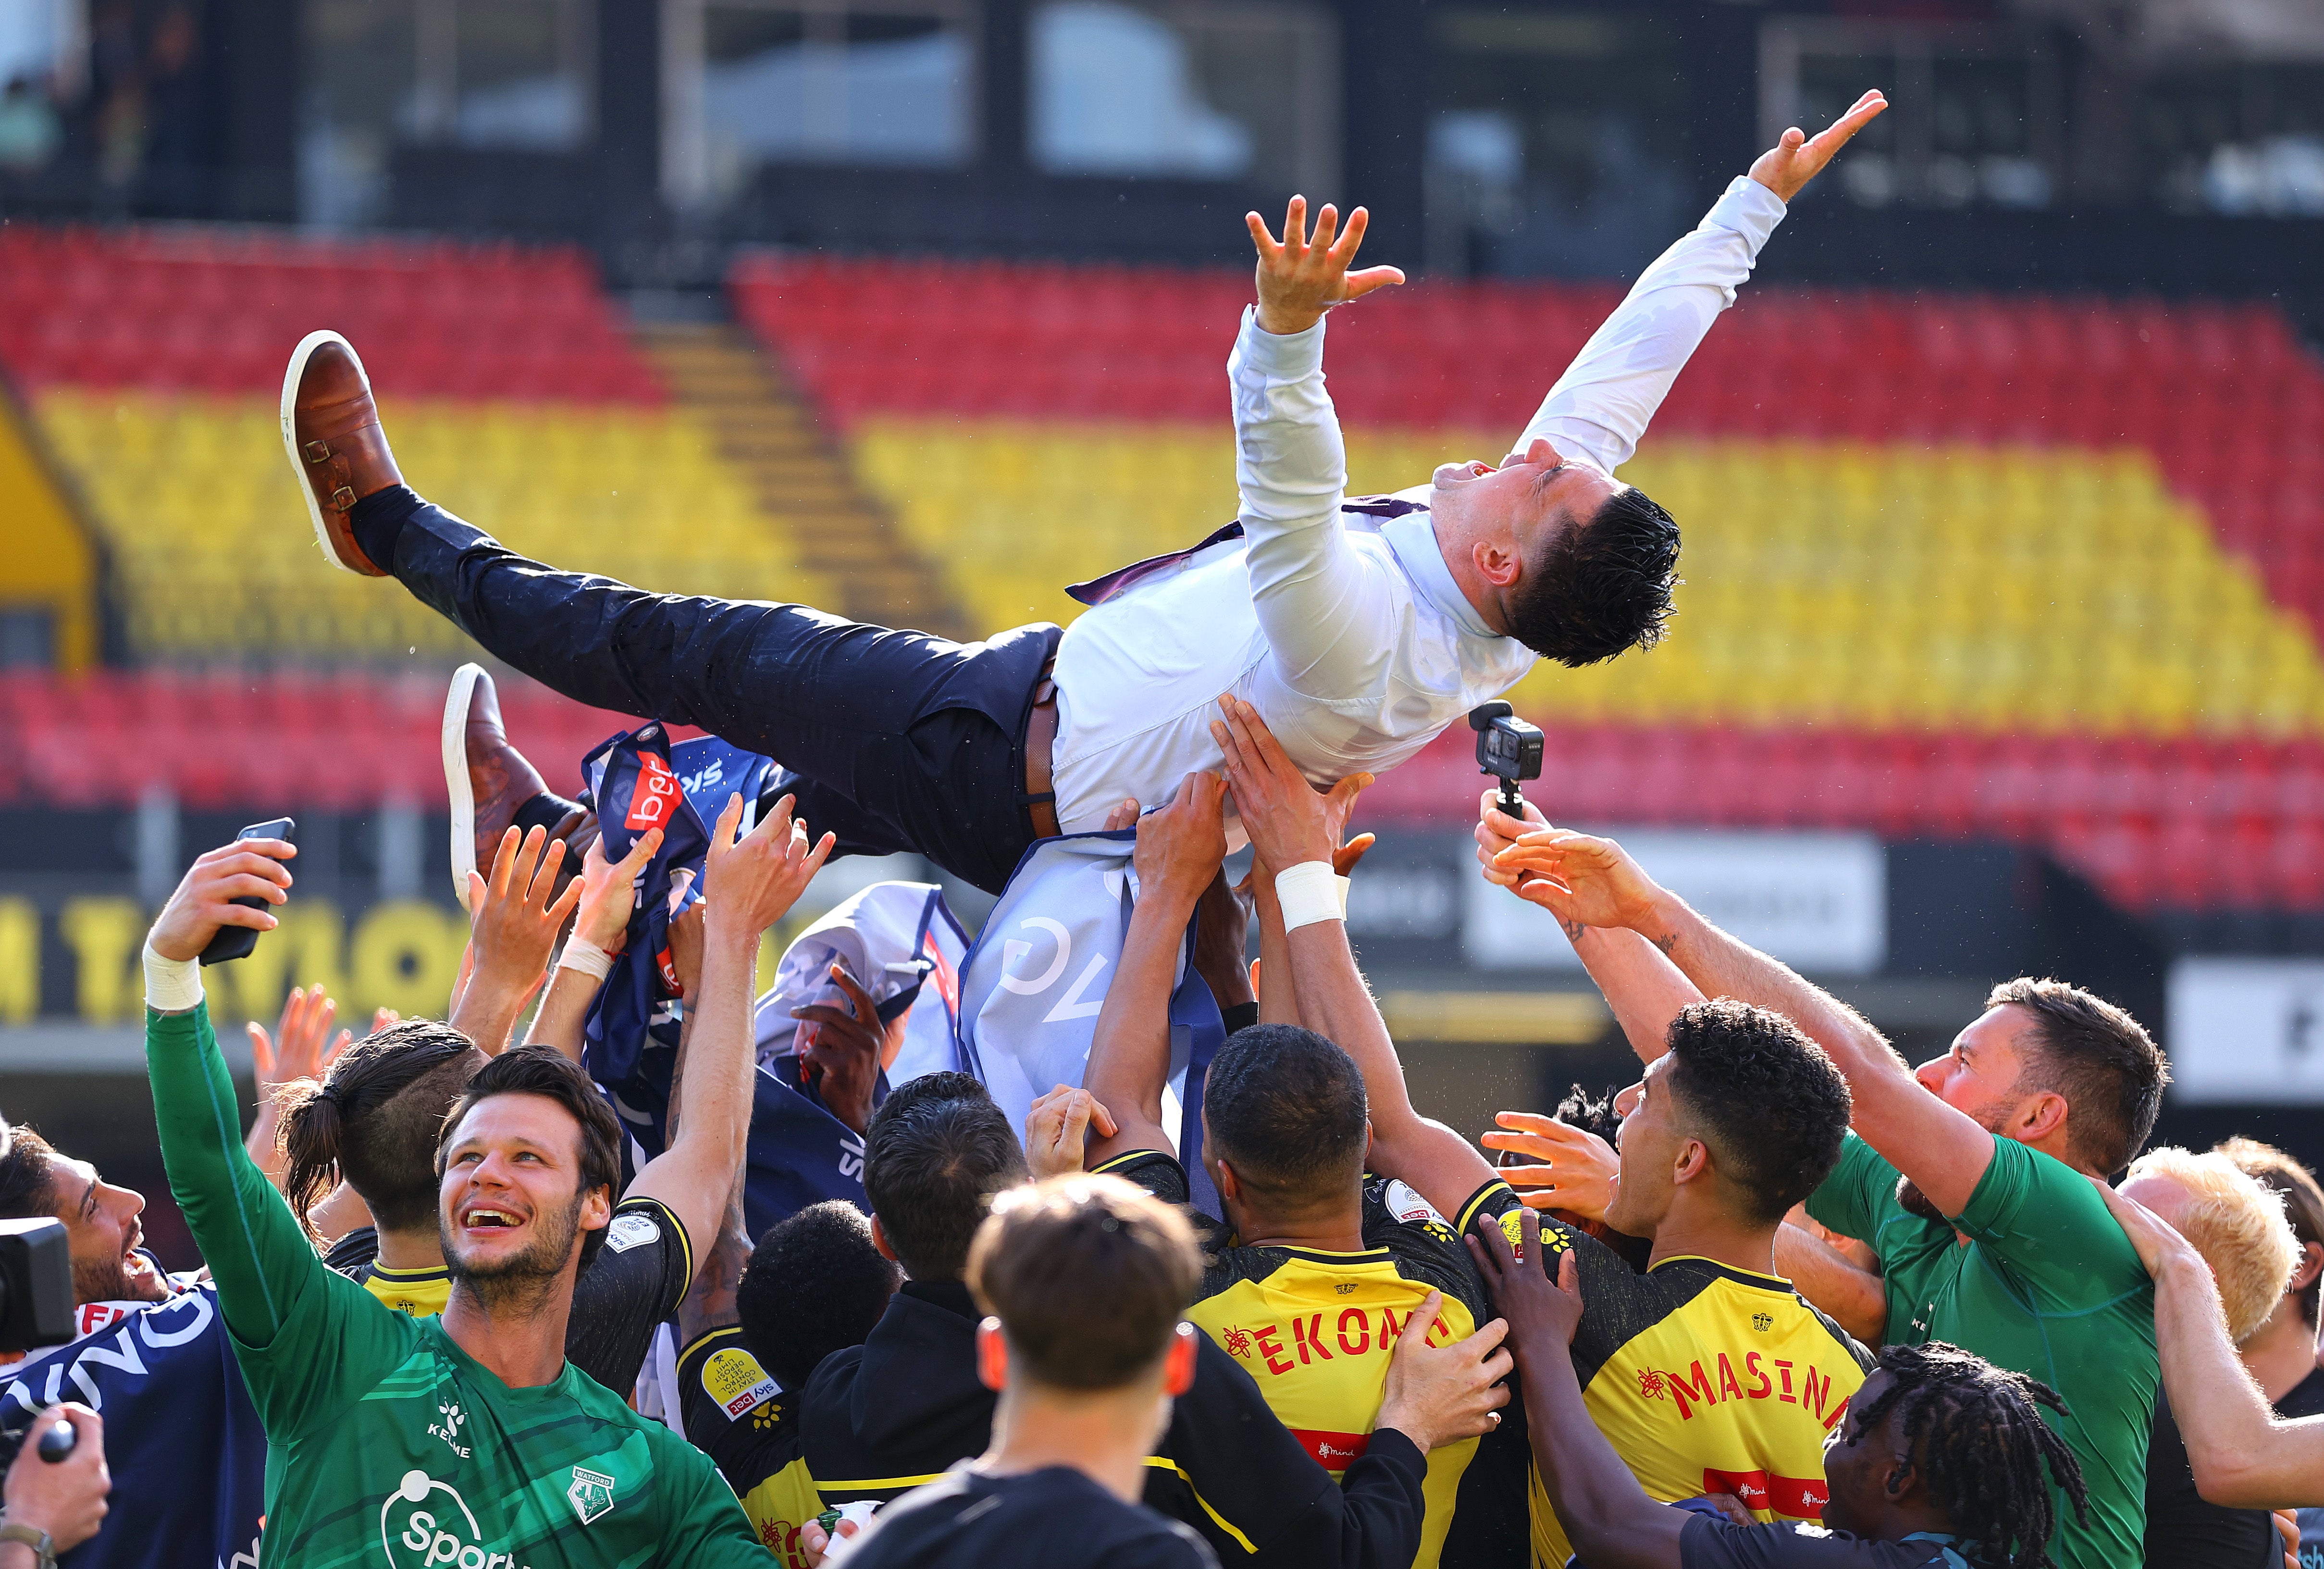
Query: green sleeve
[[1805, 1131, 1900, 1247], [146, 1005, 411, 1435], [652, 1431, 771, 1564], [1954, 1137, 2149, 1302]]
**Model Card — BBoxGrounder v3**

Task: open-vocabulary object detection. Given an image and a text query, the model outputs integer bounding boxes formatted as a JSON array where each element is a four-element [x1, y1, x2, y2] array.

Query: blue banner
[[0, 1285, 266, 1569], [581, 725, 868, 1236], [957, 831, 1228, 1214]]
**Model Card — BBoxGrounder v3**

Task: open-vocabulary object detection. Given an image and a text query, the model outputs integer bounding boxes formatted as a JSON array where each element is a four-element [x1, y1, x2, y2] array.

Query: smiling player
[[137, 829, 773, 1567]]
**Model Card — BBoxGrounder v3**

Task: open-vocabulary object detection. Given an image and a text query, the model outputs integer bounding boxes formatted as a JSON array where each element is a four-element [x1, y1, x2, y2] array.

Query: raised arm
[[526, 830, 662, 1062], [2101, 1181, 2324, 1507], [1475, 796, 1701, 1063], [1515, 92, 1886, 473], [630, 794, 833, 1268], [1212, 697, 1494, 1222], [142, 835, 331, 1348], [1236, 199, 1408, 703], [1468, 1208, 1685, 1569], [447, 825, 582, 1053], [1081, 775, 1228, 1169], [1492, 828, 1997, 1219]]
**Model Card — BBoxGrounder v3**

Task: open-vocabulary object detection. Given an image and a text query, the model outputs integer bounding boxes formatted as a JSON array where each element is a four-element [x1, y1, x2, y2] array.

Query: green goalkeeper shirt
[[145, 1003, 766, 1569]]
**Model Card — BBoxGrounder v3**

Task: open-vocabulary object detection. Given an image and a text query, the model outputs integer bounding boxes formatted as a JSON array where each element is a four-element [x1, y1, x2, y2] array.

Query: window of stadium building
[[1422, 9, 1692, 279], [1759, 18, 2059, 211], [1028, 0, 1337, 195], [303, 0, 591, 226], [666, 0, 976, 201]]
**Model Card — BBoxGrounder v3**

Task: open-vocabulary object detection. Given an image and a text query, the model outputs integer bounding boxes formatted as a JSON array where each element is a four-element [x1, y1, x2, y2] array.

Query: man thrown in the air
[[282, 93, 1885, 899]]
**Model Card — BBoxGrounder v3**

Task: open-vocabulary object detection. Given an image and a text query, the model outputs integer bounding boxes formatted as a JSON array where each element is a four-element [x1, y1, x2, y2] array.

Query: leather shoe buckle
[[330, 485, 356, 511], [303, 439, 331, 464]]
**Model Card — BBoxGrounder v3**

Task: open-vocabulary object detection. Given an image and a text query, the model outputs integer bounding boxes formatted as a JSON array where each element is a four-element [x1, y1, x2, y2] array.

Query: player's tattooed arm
[[677, 1174, 749, 1345]]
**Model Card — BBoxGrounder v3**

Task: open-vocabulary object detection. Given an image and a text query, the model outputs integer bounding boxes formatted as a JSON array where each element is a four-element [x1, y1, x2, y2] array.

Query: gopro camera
[[1469, 702, 1543, 818], [0, 1217, 76, 1356], [199, 817, 296, 967]]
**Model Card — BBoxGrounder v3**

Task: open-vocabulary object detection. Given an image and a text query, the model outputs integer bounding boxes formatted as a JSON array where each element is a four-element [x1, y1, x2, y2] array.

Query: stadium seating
[[731, 253, 2324, 915], [0, 224, 831, 663]]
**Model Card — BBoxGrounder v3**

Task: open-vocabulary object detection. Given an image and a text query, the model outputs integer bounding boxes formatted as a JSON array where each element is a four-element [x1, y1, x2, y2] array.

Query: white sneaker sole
[[444, 663, 486, 910], [280, 329, 370, 574]]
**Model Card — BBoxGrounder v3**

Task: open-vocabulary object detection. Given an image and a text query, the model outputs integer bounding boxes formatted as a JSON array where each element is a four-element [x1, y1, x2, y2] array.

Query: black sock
[[349, 485, 424, 572], [513, 792, 584, 834]]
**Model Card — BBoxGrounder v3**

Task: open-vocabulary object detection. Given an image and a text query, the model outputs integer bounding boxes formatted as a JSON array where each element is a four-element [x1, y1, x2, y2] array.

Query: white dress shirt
[[1048, 176, 1790, 834]]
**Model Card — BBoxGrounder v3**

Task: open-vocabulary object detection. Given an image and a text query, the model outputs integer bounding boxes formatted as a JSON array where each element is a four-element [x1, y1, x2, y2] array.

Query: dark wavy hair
[[1508, 485, 1680, 667], [862, 1071, 1027, 1283], [1664, 999, 1852, 1224], [1857, 1341, 2088, 1569], [0, 1122, 59, 1221], [280, 1020, 483, 1236], [435, 1046, 623, 1274]]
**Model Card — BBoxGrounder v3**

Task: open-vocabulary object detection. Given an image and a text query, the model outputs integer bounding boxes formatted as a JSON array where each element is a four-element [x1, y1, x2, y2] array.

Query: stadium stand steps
[[632, 322, 966, 639]]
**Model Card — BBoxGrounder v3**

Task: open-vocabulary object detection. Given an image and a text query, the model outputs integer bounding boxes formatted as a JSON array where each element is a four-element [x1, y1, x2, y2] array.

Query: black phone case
[[198, 818, 295, 967]]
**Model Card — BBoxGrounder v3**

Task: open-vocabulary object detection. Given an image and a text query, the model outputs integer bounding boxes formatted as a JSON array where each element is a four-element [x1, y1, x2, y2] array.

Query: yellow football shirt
[[679, 1327, 824, 1568], [1101, 1152, 1498, 1569], [1463, 1188, 1874, 1569]]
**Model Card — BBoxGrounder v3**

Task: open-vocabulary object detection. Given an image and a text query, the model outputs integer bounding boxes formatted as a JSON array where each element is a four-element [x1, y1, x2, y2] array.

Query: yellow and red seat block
[[0, 223, 827, 668], [733, 254, 2324, 913]]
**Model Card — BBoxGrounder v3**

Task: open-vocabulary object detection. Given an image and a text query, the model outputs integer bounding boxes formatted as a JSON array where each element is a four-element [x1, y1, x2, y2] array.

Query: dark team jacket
[[798, 1279, 1430, 1569]]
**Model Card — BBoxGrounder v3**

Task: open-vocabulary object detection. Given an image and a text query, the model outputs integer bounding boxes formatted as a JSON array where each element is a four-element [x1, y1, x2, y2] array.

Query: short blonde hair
[[2127, 1146, 2300, 1345]]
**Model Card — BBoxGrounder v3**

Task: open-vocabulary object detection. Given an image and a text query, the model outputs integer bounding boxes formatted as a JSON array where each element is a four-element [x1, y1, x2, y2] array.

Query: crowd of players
[[0, 692, 2319, 1569], [2, 81, 2322, 1569]]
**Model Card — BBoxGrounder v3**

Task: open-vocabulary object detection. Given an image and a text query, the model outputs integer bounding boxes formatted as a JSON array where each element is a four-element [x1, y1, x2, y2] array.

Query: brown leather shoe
[[443, 663, 598, 910], [280, 330, 401, 576]]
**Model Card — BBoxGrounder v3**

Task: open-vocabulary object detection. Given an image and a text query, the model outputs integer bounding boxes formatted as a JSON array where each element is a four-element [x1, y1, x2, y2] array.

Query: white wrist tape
[[143, 944, 205, 1014], [1274, 860, 1344, 934], [556, 939, 616, 981]]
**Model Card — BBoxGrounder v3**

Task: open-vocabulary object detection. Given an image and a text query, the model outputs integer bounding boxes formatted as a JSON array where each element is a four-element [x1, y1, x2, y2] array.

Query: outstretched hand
[[1247, 196, 1405, 336], [1489, 828, 1663, 935], [1750, 89, 1887, 203], [790, 962, 887, 1137], [1466, 1204, 1586, 1355], [1481, 1111, 1619, 1222], [702, 792, 838, 939], [1212, 695, 1371, 878], [148, 835, 296, 964]]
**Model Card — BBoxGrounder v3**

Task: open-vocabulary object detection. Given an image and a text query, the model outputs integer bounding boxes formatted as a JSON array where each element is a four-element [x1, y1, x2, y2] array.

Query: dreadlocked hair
[[1856, 1342, 2089, 1569]]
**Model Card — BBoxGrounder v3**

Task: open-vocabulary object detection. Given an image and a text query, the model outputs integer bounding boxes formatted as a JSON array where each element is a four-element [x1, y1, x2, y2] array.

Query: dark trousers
[[352, 486, 1056, 894]]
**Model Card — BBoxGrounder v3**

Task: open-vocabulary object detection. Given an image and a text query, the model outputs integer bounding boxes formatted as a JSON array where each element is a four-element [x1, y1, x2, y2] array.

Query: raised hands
[[1131, 772, 1228, 909], [1750, 89, 1888, 203], [147, 833, 295, 964], [571, 828, 663, 953], [466, 826, 584, 1000], [1024, 1085, 1119, 1181], [1246, 196, 1406, 337], [1211, 695, 1371, 877], [1482, 1111, 1619, 1222], [1487, 824, 1665, 936], [789, 962, 889, 1137], [702, 793, 838, 941]]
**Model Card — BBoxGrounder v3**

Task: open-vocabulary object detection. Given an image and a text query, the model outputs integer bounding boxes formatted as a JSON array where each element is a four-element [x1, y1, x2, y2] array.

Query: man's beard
[[443, 1193, 582, 1319], [74, 1247, 167, 1307]]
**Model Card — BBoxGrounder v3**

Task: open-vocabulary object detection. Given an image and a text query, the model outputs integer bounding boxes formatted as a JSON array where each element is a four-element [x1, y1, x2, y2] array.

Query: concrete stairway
[[632, 321, 965, 638]]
